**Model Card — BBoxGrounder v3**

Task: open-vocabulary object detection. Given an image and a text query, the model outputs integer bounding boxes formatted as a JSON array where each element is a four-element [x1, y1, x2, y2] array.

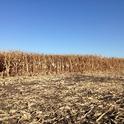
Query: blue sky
[[0, 0, 124, 57]]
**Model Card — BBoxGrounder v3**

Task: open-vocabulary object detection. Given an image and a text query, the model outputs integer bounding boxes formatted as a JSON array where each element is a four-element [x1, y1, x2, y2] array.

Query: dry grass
[[0, 74, 124, 124], [0, 51, 124, 77]]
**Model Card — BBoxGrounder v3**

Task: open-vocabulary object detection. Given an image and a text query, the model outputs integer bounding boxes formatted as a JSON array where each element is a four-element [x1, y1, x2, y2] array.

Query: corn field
[[0, 51, 124, 77]]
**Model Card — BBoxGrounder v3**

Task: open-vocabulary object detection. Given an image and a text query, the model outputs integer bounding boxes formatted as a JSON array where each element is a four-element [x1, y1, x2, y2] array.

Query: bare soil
[[0, 74, 124, 124]]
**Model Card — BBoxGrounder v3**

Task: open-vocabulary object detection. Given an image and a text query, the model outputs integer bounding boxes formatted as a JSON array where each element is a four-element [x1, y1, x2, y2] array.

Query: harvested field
[[0, 74, 124, 124]]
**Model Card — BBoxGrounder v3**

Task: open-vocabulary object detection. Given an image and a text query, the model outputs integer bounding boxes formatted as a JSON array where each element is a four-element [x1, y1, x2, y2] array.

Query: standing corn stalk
[[4, 52, 11, 77]]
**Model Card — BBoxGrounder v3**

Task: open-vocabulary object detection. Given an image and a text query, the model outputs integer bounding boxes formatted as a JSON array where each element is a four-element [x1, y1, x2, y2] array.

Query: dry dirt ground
[[0, 74, 124, 124]]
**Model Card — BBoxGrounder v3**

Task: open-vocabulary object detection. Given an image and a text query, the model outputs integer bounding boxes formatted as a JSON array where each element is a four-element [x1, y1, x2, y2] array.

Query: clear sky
[[0, 0, 124, 57]]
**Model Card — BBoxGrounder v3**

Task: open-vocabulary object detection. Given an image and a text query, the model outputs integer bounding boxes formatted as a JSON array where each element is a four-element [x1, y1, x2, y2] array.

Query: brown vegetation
[[0, 51, 124, 123], [0, 51, 124, 77]]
